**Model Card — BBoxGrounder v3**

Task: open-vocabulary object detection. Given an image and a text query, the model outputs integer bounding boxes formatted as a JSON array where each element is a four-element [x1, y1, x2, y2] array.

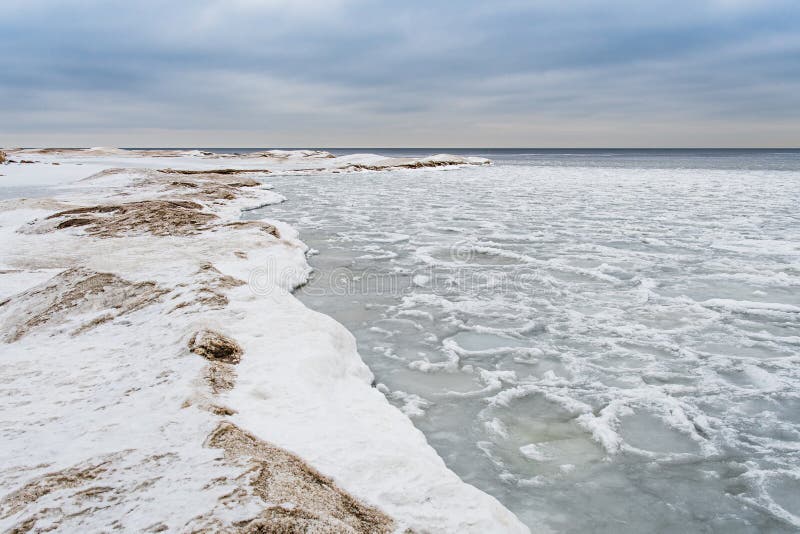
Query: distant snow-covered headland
[[0, 148, 526, 533]]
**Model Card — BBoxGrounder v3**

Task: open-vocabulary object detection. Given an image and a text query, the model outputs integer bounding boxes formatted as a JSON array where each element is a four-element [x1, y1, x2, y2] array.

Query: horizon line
[[124, 146, 800, 151], [10, 146, 798, 151]]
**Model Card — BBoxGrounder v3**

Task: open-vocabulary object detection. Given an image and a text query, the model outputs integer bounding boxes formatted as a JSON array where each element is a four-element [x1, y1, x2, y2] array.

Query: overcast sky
[[2, 0, 799, 147]]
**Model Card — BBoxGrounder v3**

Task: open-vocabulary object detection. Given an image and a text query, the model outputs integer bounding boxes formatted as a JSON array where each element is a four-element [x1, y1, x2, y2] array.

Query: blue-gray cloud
[[1, 0, 798, 146]]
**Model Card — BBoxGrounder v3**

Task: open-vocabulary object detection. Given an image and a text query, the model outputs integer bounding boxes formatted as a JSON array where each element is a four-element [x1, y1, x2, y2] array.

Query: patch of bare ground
[[171, 263, 245, 313], [0, 151, 6, 164], [198, 262, 246, 289], [0, 461, 110, 520], [0, 267, 167, 342], [223, 221, 279, 238], [14, 148, 64, 155], [43, 200, 217, 237], [75, 168, 266, 205], [342, 159, 483, 172], [245, 150, 335, 160], [166, 177, 261, 203], [187, 328, 242, 395], [205, 362, 237, 393], [14, 148, 212, 158], [73, 167, 268, 205], [75, 167, 141, 182], [189, 329, 243, 364], [203, 422, 395, 534], [0, 453, 174, 532], [159, 168, 271, 176], [186, 328, 377, 534], [209, 404, 237, 416], [181, 328, 241, 412]]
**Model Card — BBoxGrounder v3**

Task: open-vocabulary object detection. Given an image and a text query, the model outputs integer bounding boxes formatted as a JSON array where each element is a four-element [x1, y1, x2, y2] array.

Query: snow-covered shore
[[0, 149, 527, 533]]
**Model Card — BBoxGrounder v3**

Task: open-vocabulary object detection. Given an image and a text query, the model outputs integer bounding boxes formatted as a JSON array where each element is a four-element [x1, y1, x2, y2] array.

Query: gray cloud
[[1, 0, 798, 146]]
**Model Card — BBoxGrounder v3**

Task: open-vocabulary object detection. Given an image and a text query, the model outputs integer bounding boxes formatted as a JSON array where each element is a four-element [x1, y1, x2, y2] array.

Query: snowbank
[[0, 149, 525, 533]]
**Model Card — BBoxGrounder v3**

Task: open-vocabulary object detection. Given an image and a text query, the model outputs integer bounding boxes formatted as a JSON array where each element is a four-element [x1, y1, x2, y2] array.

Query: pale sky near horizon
[[2, 0, 799, 148]]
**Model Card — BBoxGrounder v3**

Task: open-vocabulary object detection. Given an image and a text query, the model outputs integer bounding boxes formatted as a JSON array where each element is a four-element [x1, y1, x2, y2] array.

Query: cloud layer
[[2, 0, 798, 146]]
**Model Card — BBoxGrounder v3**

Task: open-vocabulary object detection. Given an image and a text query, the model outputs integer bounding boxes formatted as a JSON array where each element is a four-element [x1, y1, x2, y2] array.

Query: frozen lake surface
[[247, 150, 800, 533]]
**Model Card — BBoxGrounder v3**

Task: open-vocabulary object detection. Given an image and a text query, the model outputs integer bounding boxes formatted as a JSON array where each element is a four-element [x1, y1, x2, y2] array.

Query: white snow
[[0, 149, 526, 533]]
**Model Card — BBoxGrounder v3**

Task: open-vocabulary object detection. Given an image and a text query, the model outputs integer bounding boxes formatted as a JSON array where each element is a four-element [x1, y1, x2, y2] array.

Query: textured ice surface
[[248, 150, 800, 533]]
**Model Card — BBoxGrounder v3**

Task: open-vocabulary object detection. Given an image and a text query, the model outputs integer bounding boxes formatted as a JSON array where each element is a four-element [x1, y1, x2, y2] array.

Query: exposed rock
[[204, 422, 395, 534], [43, 200, 217, 237], [0, 151, 6, 164], [188, 329, 242, 364]]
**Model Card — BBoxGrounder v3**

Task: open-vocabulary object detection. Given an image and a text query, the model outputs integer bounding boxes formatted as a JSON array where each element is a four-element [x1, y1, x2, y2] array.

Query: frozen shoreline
[[0, 148, 527, 533], [249, 152, 800, 533]]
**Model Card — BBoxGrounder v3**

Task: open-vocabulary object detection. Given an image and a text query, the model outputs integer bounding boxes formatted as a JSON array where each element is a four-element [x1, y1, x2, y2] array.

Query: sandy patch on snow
[[201, 421, 395, 533], [0, 267, 167, 342], [0, 149, 527, 534]]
